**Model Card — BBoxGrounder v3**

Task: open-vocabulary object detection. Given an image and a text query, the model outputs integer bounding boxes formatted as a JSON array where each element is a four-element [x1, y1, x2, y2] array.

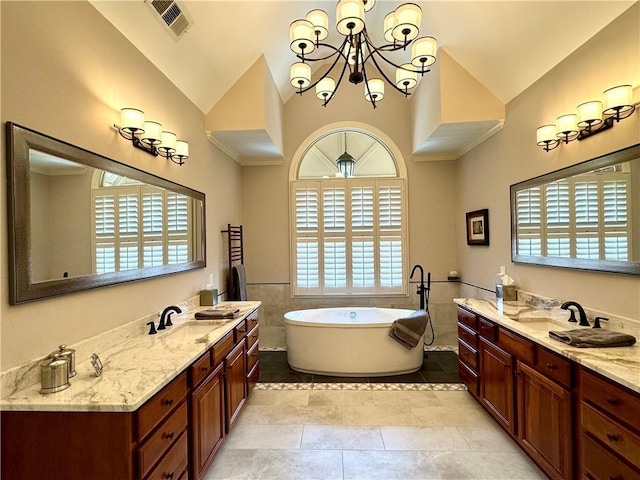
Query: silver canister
[[40, 353, 70, 394], [51, 344, 76, 377]]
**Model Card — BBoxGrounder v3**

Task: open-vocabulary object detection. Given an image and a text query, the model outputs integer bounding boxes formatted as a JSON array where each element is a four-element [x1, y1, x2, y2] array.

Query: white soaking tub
[[284, 307, 424, 377]]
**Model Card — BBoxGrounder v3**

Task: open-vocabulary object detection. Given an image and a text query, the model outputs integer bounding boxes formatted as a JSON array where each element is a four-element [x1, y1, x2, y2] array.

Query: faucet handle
[[593, 317, 609, 329], [165, 313, 174, 327], [566, 309, 577, 323], [147, 321, 157, 335]]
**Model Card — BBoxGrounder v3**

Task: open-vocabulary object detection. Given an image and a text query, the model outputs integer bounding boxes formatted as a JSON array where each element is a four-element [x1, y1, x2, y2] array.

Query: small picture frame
[[466, 209, 489, 246]]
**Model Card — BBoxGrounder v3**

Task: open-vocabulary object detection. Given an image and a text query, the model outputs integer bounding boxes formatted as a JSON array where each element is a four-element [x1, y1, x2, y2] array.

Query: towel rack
[[221, 224, 243, 296]]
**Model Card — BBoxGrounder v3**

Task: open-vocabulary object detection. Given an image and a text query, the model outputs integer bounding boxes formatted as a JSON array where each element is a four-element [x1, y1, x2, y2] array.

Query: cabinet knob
[[162, 398, 174, 407], [606, 397, 620, 406], [163, 431, 175, 440], [163, 473, 174, 479], [606, 433, 619, 442], [545, 363, 556, 370], [201, 366, 209, 372]]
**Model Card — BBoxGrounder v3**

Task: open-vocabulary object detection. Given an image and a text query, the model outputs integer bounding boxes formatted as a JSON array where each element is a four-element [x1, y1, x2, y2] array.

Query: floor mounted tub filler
[[284, 307, 424, 377]]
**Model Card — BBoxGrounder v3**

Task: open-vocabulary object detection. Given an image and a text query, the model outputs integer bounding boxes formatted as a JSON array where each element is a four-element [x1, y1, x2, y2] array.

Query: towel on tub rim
[[389, 310, 428, 349]]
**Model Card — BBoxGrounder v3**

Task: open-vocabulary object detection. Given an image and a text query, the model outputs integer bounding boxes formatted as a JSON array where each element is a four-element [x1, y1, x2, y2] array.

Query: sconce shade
[[316, 77, 336, 100], [365, 78, 385, 102], [396, 64, 418, 90], [120, 108, 145, 134], [290, 19, 316, 55], [411, 36, 437, 69], [336, 0, 365, 35], [603, 84, 633, 116], [175, 140, 189, 158], [142, 121, 163, 145], [536, 124, 557, 145], [290, 62, 312, 89], [555, 114, 578, 141], [392, 3, 422, 42], [383, 12, 396, 42], [158, 131, 177, 155], [363, 0, 375, 12], [306, 9, 329, 40], [577, 101, 603, 128]]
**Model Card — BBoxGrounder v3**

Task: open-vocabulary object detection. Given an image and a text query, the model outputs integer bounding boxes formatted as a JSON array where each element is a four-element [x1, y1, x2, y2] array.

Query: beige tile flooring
[[204, 389, 547, 479]]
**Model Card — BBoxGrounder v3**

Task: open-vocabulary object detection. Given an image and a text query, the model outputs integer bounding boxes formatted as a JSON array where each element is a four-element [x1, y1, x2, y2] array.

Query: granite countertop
[[454, 298, 640, 394], [1, 301, 261, 413]]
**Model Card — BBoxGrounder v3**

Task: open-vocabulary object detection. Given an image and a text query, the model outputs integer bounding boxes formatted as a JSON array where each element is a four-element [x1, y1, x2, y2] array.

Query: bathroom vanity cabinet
[[1, 308, 260, 480], [457, 305, 640, 480]]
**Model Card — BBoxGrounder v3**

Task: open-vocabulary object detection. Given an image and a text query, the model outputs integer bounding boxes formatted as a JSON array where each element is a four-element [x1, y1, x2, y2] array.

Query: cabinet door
[[479, 337, 515, 435], [225, 340, 247, 433], [516, 361, 572, 480], [191, 362, 225, 480]]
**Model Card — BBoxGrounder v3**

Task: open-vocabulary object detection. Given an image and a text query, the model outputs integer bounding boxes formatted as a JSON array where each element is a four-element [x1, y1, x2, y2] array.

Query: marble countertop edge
[[1, 301, 261, 413], [454, 298, 640, 394]]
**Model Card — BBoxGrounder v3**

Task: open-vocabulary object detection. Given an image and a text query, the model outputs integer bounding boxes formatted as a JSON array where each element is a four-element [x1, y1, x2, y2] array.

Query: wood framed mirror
[[6, 122, 206, 304]]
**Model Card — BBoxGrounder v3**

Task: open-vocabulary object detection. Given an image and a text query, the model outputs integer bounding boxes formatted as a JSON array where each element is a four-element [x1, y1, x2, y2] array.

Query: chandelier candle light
[[114, 108, 189, 165], [289, 0, 437, 108]]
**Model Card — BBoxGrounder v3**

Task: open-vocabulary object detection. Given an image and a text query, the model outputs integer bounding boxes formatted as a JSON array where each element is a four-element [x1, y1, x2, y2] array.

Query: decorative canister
[[50, 344, 76, 377], [40, 353, 70, 394]]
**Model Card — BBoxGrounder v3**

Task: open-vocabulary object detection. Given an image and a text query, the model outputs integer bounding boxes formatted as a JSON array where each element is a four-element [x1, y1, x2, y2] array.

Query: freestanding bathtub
[[284, 307, 424, 377]]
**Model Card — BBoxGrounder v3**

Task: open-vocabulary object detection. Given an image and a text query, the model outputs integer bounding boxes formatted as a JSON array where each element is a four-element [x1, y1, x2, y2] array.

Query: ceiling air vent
[[146, 0, 193, 41]]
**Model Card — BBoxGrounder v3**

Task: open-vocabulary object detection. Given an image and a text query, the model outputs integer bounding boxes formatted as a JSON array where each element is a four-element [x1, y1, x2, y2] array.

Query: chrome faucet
[[158, 306, 182, 330], [561, 301, 590, 327], [410, 265, 430, 311]]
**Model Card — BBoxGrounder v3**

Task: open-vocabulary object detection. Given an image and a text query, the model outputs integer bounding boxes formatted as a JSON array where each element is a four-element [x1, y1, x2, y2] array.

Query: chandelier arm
[[366, 49, 415, 97], [360, 60, 378, 109], [321, 57, 351, 106], [294, 47, 350, 105]]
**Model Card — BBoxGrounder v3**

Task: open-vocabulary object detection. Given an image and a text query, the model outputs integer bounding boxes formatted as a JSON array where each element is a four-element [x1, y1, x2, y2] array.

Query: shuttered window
[[92, 186, 192, 273], [515, 173, 631, 261], [291, 179, 406, 296]]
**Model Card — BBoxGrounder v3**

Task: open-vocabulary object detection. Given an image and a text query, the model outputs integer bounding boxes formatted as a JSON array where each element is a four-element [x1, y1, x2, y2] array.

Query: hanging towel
[[389, 310, 428, 349], [230, 264, 248, 301], [549, 329, 636, 348]]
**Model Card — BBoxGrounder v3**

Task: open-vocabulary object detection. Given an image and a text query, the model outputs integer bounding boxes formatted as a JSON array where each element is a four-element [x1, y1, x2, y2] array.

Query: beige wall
[[1, 2, 243, 369], [456, 4, 640, 320]]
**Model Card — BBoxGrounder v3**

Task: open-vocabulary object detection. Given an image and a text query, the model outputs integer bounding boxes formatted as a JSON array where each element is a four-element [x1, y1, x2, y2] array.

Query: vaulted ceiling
[[90, 1, 635, 159]]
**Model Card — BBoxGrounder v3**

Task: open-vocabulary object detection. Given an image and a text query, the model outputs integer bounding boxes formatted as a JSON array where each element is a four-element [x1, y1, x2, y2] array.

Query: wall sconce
[[113, 108, 189, 165], [536, 84, 638, 152]]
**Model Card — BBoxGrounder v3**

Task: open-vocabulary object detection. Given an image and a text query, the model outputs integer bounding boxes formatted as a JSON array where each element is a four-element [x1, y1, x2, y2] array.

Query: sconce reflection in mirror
[[537, 84, 638, 152], [113, 108, 189, 165]]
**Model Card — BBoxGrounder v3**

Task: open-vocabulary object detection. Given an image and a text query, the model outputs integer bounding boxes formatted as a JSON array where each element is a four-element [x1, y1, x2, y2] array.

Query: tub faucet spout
[[410, 265, 426, 310]]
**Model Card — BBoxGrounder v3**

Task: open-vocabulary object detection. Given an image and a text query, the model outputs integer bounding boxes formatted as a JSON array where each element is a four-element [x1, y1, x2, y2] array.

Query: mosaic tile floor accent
[[257, 350, 464, 391]]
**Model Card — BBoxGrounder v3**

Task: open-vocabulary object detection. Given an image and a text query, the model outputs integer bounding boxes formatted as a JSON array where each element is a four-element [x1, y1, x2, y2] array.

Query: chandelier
[[289, 0, 437, 108]]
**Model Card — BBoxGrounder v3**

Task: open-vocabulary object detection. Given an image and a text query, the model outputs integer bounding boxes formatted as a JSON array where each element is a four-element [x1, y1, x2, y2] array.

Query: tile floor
[[204, 389, 547, 479]]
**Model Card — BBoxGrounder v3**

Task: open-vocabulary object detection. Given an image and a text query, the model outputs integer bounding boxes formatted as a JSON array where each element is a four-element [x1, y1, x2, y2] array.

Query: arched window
[[290, 126, 408, 297]]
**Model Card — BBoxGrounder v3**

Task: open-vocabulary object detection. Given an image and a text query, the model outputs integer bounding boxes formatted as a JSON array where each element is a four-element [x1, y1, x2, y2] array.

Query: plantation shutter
[[167, 192, 190, 264], [351, 186, 375, 291], [118, 194, 139, 271], [574, 180, 600, 259], [515, 187, 542, 256], [294, 185, 320, 292], [378, 184, 403, 292], [602, 178, 629, 261], [323, 187, 347, 292], [94, 194, 116, 273], [143, 190, 165, 267], [544, 182, 570, 257]]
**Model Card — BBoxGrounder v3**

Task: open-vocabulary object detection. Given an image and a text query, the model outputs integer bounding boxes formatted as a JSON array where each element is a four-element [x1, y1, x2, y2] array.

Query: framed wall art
[[466, 209, 489, 246]]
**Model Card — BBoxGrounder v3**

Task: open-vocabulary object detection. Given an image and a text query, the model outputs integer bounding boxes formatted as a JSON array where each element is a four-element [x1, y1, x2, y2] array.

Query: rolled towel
[[549, 329, 636, 348], [195, 308, 240, 320], [389, 310, 428, 350]]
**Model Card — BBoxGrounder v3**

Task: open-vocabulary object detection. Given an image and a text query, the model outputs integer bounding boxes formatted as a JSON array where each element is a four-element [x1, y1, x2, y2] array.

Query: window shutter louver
[[515, 187, 542, 256]]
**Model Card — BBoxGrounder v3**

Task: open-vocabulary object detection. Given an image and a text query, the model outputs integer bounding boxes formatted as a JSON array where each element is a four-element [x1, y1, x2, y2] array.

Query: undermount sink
[[163, 322, 224, 343]]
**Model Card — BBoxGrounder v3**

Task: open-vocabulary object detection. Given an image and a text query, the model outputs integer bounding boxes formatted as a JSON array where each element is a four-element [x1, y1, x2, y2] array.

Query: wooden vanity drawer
[[190, 351, 213, 388], [458, 360, 479, 396], [497, 327, 534, 364], [234, 320, 247, 343], [247, 340, 259, 371], [458, 339, 478, 372], [582, 432, 640, 480], [458, 323, 478, 348], [581, 403, 640, 468], [212, 332, 234, 366], [138, 373, 188, 441], [145, 430, 188, 480], [457, 307, 478, 331], [246, 310, 259, 331], [247, 362, 259, 393], [581, 369, 640, 430], [138, 402, 188, 479], [246, 325, 259, 349], [535, 347, 571, 387], [478, 317, 496, 341]]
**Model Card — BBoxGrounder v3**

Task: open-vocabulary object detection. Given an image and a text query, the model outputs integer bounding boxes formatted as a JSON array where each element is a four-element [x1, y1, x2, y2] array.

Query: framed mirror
[[6, 122, 206, 304], [511, 143, 640, 275]]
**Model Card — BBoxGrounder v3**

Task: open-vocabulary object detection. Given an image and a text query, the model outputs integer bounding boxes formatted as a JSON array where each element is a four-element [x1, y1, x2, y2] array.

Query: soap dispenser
[[40, 353, 71, 394], [49, 344, 76, 377]]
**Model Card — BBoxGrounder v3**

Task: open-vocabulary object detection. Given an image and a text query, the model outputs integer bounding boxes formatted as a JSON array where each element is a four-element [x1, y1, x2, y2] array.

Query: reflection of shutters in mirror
[[545, 182, 570, 258], [93, 187, 193, 273], [515, 187, 542, 256], [292, 179, 405, 296]]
